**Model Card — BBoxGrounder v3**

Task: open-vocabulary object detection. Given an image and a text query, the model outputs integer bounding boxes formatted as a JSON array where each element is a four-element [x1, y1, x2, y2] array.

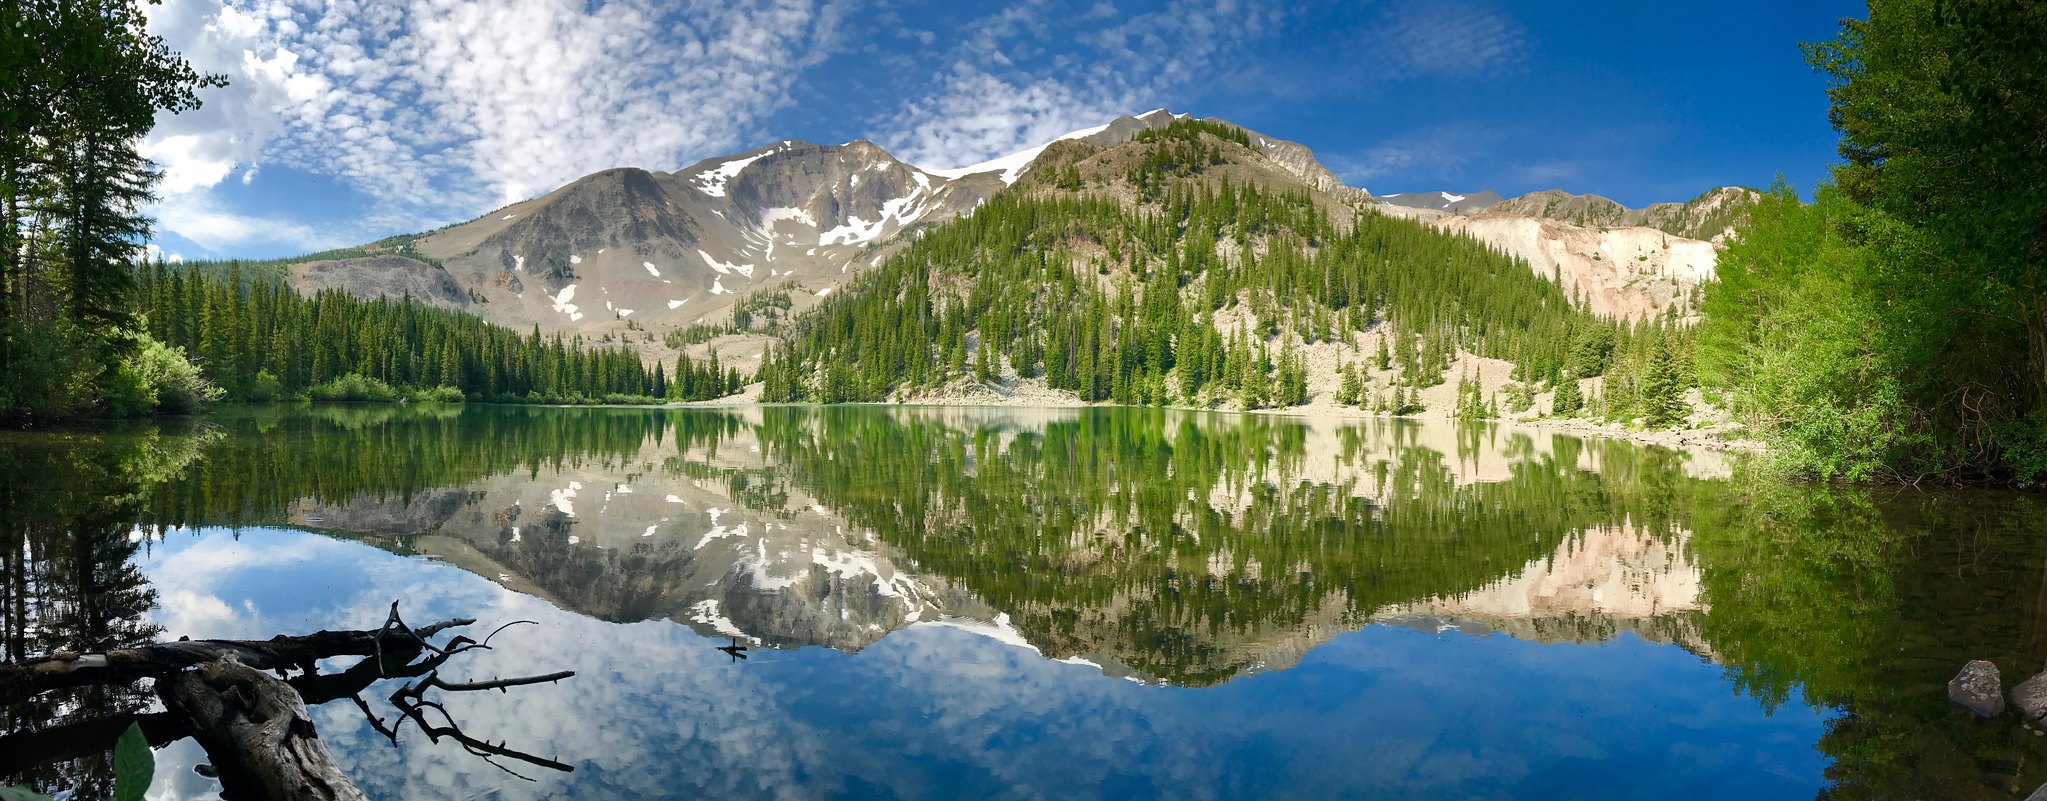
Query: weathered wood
[[159, 654, 370, 801], [0, 617, 472, 704]]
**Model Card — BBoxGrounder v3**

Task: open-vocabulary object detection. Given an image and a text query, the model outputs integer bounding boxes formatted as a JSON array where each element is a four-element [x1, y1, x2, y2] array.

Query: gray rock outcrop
[[2012, 669, 2047, 724], [1948, 659, 2004, 716]]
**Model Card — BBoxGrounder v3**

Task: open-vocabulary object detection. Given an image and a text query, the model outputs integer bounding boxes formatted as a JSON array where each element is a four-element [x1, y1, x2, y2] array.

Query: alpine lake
[[4, 403, 2046, 800]]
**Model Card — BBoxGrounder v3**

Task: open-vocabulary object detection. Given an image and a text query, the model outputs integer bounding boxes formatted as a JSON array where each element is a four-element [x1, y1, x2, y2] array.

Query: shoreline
[[667, 392, 1767, 454]]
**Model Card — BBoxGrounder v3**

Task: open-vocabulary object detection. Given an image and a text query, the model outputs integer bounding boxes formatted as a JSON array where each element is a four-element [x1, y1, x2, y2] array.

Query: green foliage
[[1452, 371, 1492, 420], [670, 350, 741, 401], [767, 180, 1604, 407], [410, 385, 468, 403], [1335, 362, 1364, 406], [1551, 372, 1583, 417], [118, 334, 223, 414], [112, 722, 153, 801], [0, 0, 223, 419], [308, 373, 399, 403], [729, 288, 793, 330], [132, 263, 661, 406], [1710, 1, 2047, 484], [1131, 119, 1252, 147], [1637, 340, 1688, 428], [0, 788, 54, 801]]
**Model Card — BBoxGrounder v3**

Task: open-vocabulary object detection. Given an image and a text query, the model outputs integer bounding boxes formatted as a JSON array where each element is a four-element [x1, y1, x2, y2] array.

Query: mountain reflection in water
[[3, 404, 2044, 800]]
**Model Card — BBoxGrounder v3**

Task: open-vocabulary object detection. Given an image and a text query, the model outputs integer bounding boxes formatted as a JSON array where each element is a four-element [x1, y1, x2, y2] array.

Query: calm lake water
[[3, 404, 2046, 800]]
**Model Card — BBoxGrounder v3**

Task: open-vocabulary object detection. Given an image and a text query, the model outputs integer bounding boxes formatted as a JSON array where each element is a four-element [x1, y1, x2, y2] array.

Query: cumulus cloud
[[143, 0, 849, 252]]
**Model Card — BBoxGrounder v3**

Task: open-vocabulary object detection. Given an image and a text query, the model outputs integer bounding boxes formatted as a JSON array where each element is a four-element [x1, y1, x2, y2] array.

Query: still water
[[3, 404, 2045, 799]]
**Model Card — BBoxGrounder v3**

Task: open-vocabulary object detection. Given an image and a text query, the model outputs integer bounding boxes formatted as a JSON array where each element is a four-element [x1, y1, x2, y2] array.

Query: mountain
[[1377, 190, 1504, 213], [271, 109, 1749, 414], [286, 110, 1371, 343], [1484, 186, 1758, 241]]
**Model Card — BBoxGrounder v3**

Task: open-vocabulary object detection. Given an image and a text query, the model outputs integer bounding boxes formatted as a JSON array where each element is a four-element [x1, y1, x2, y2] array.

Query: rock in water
[[2014, 670, 2047, 724], [1949, 660, 2005, 716]]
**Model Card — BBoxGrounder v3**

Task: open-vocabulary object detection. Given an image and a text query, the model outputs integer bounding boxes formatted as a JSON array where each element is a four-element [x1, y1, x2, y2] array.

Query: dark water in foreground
[[3, 404, 2045, 800]]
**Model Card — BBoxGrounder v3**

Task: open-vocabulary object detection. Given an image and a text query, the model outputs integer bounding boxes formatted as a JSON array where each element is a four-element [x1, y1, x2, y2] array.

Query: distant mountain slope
[[1485, 186, 1758, 241]]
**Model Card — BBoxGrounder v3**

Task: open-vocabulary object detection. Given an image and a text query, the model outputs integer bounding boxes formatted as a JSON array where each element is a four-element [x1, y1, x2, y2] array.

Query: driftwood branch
[[388, 669, 578, 778], [1, 603, 576, 800], [159, 654, 371, 801], [0, 616, 475, 705]]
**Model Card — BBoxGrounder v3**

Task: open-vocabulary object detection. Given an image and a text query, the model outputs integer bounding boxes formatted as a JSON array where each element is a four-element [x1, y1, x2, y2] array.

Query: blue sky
[[141, 0, 1865, 261]]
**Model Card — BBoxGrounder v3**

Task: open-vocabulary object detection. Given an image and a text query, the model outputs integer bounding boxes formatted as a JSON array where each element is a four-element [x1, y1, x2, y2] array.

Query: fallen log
[[159, 653, 369, 801], [0, 615, 471, 705], [2, 604, 573, 799]]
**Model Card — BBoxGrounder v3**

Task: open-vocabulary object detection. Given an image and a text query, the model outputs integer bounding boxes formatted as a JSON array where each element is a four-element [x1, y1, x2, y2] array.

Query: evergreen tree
[[1552, 371, 1583, 417]]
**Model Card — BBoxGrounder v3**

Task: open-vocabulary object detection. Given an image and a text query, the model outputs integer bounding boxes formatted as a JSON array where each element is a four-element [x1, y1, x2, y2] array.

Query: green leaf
[[0, 786, 55, 801], [112, 721, 154, 801]]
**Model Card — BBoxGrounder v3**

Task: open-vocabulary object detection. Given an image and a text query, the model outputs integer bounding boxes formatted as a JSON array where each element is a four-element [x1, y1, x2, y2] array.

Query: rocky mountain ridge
[[283, 111, 1756, 345]]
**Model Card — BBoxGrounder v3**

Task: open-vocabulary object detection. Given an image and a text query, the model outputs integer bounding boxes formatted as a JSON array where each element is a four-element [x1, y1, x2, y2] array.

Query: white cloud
[[143, 0, 850, 253], [149, 191, 342, 252]]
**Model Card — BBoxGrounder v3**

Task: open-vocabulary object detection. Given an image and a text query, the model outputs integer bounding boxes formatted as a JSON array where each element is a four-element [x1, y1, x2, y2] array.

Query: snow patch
[[549, 284, 580, 319], [919, 613, 1040, 653], [513, 255, 525, 272], [758, 206, 816, 231], [709, 276, 730, 295], [689, 600, 746, 638], [667, 299, 686, 309], [814, 286, 832, 297], [699, 250, 755, 278], [569, 254, 582, 264], [692, 151, 768, 197], [922, 118, 1116, 184], [549, 482, 579, 517], [644, 261, 661, 277]]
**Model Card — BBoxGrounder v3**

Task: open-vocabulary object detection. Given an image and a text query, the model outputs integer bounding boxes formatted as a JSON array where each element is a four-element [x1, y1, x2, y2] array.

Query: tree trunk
[[0, 616, 469, 704], [2028, 297, 2047, 416], [158, 654, 369, 801]]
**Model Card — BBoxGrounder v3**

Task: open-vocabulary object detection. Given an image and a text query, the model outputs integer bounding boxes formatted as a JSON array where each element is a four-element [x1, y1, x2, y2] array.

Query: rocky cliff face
[[1484, 186, 1759, 241], [288, 255, 472, 311]]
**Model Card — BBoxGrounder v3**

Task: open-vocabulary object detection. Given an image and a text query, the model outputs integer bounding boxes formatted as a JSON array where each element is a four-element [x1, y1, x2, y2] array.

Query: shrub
[[410, 385, 467, 403], [111, 335, 222, 414], [308, 373, 398, 403], [246, 369, 285, 402]]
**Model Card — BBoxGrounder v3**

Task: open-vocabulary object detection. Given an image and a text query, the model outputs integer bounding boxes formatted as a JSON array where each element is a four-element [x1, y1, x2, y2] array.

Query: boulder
[[1949, 660, 2005, 717], [2013, 669, 2047, 724]]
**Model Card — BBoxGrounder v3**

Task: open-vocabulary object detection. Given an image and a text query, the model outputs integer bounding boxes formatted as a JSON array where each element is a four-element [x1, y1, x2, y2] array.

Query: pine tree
[[1639, 340, 1686, 428], [1336, 362, 1363, 406], [1552, 371, 1582, 417]]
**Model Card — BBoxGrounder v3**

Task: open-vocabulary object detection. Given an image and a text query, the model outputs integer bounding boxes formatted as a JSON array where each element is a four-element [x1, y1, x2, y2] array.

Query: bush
[[245, 369, 285, 402], [307, 373, 399, 403], [409, 385, 467, 403], [110, 335, 222, 414]]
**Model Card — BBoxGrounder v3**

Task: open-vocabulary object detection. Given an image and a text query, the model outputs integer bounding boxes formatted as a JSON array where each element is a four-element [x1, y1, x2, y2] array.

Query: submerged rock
[[1949, 660, 2005, 717], [2013, 670, 2047, 724]]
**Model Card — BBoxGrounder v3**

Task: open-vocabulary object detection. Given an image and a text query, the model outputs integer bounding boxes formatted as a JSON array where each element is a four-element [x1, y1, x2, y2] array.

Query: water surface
[[3, 405, 2043, 799]]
